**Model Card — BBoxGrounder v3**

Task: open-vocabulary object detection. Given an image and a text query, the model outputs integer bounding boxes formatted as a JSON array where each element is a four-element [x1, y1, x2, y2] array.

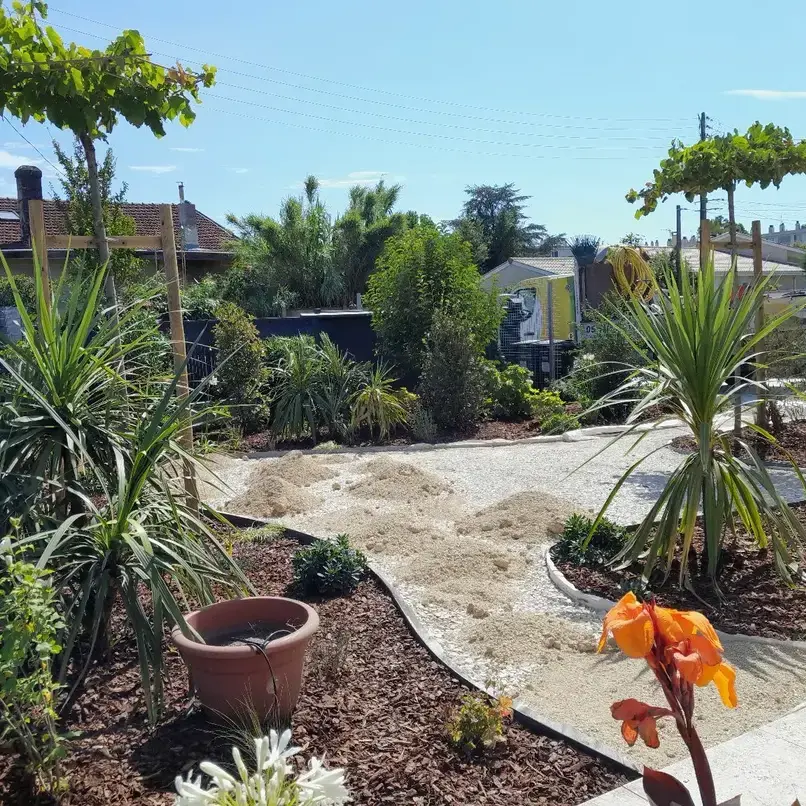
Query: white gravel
[[204, 426, 806, 765]]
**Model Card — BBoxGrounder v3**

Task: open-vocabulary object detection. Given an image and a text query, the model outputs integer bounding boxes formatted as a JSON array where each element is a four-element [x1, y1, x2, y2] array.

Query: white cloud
[[169, 147, 205, 153], [725, 89, 806, 101], [317, 170, 400, 188], [2, 141, 43, 150], [0, 150, 42, 169], [129, 164, 177, 174], [233, 168, 249, 174]]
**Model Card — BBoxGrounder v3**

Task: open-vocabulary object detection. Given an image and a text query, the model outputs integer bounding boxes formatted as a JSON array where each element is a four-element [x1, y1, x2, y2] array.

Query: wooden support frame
[[27, 200, 198, 507]]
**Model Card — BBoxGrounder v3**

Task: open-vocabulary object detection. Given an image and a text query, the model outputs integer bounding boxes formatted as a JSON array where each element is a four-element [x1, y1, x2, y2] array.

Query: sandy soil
[[205, 438, 806, 766]]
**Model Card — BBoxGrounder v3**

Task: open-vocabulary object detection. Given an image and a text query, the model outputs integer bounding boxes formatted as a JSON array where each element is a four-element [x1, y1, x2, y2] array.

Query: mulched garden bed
[[554, 510, 806, 641], [0, 535, 630, 806], [671, 419, 806, 466]]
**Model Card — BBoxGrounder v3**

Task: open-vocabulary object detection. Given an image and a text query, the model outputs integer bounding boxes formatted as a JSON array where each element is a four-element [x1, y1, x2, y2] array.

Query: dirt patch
[[554, 507, 806, 641], [345, 457, 453, 501], [0, 536, 629, 805], [458, 492, 588, 544]]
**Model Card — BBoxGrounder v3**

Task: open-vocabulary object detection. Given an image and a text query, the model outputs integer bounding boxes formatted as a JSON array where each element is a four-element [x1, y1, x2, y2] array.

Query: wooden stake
[[28, 199, 51, 310], [160, 204, 198, 509], [751, 220, 767, 430]]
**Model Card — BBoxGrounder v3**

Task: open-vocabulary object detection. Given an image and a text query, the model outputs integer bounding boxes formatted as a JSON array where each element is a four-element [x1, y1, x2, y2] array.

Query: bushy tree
[[0, 3, 215, 304], [448, 184, 563, 273], [419, 313, 487, 431], [364, 224, 503, 377], [52, 138, 146, 288]]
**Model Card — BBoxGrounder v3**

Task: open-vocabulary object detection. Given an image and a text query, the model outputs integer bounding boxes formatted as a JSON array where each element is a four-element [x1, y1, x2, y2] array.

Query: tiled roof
[[0, 198, 233, 252], [507, 256, 577, 277], [643, 247, 802, 276]]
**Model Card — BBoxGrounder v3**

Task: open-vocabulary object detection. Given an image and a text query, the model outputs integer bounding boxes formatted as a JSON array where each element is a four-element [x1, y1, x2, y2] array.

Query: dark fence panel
[[178, 311, 376, 386]]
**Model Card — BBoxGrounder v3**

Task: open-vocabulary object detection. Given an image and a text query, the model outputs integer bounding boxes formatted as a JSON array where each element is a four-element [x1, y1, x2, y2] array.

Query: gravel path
[[204, 425, 806, 766]]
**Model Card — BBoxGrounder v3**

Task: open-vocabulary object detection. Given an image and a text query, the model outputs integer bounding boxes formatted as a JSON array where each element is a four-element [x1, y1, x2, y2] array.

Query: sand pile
[[463, 612, 598, 665], [268, 450, 343, 486], [458, 491, 587, 544], [399, 536, 532, 612], [345, 458, 453, 502], [228, 463, 321, 518], [338, 510, 455, 558]]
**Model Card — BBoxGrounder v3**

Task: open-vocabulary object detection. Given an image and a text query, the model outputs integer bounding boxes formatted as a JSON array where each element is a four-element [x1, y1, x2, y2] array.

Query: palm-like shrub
[[350, 363, 406, 441], [270, 336, 323, 441], [0, 259, 149, 524], [592, 257, 806, 585], [30, 377, 250, 721]]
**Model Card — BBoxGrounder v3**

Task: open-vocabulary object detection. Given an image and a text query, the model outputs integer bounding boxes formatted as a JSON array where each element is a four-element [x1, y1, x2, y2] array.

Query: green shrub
[[316, 334, 364, 442], [551, 513, 626, 568], [0, 540, 66, 794], [409, 403, 438, 443], [393, 386, 419, 419], [182, 277, 222, 320], [419, 313, 487, 432], [531, 390, 565, 422], [446, 691, 512, 755], [484, 362, 542, 420], [539, 411, 580, 435], [351, 363, 407, 441], [364, 224, 502, 377], [292, 534, 368, 596], [270, 335, 324, 441], [0, 274, 35, 309], [213, 302, 269, 433]]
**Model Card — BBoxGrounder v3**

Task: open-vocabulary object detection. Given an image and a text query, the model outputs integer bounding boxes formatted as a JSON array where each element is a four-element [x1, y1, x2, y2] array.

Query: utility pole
[[675, 204, 682, 286], [699, 113, 708, 222]]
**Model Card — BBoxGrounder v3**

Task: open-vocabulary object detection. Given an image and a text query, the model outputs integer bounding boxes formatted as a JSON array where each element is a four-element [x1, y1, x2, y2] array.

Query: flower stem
[[681, 722, 718, 806]]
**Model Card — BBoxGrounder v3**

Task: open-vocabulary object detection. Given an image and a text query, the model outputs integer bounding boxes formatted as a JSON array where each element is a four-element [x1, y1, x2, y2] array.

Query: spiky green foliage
[[350, 363, 406, 441], [589, 257, 806, 586]]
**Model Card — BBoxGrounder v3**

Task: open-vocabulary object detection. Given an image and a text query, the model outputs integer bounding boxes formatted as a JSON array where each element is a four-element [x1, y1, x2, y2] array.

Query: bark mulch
[[555, 512, 806, 641], [0, 536, 630, 806], [671, 419, 806, 466]]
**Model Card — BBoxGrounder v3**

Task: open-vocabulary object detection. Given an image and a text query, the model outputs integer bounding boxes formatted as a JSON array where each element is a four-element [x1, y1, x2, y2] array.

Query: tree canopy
[[448, 183, 563, 273], [364, 223, 502, 378], [626, 122, 806, 218]]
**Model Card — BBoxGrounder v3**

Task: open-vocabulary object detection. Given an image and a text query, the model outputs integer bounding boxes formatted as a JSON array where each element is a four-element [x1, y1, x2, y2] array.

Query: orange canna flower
[[611, 699, 674, 748], [696, 661, 738, 708], [598, 592, 655, 658]]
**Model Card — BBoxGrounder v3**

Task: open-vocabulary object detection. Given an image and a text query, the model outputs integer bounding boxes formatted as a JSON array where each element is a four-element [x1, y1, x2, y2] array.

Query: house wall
[[480, 263, 538, 290]]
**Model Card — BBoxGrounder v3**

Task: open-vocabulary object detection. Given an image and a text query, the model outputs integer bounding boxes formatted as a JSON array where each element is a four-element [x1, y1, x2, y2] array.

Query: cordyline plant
[[599, 594, 800, 806], [587, 256, 806, 587]]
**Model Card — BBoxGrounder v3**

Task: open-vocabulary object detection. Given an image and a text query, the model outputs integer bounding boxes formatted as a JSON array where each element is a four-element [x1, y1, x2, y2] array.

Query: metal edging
[[218, 510, 641, 779]]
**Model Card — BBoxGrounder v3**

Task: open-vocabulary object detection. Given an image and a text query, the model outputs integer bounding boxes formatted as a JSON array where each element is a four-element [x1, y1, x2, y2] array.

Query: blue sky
[[5, 0, 806, 246]]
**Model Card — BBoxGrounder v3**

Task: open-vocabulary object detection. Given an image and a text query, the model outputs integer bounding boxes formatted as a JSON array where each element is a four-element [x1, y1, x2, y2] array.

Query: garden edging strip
[[544, 550, 806, 650], [242, 418, 684, 459], [219, 510, 641, 777]]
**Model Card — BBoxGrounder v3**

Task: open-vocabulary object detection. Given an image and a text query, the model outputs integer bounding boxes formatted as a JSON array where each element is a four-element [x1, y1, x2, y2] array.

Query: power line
[[205, 93, 671, 152], [201, 103, 651, 161], [49, 7, 692, 125], [1, 116, 64, 177]]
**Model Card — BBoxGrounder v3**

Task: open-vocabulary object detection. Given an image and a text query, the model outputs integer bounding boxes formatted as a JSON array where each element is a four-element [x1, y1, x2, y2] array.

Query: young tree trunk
[[78, 132, 116, 306], [728, 184, 742, 452]]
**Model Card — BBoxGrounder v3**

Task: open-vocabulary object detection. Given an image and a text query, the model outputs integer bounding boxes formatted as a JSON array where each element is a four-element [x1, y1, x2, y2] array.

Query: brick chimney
[[14, 164, 42, 246], [178, 200, 199, 251]]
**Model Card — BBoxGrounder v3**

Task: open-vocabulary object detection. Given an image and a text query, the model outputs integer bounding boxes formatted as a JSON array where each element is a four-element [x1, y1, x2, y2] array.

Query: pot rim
[[170, 595, 320, 659]]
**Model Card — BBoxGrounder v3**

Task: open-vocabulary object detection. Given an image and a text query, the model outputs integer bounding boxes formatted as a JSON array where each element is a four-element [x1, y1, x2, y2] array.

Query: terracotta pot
[[171, 596, 319, 723]]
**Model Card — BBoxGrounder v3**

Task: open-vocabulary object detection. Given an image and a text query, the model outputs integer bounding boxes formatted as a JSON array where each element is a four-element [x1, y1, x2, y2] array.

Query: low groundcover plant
[[174, 728, 349, 806]]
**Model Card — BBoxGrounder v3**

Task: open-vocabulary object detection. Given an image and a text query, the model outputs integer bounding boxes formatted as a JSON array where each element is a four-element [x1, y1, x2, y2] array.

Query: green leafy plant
[[315, 334, 363, 442], [589, 257, 806, 586], [350, 363, 407, 441], [213, 302, 269, 434], [530, 389, 565, 422], [484, 362, 542, 420], [551, 513, 626, 568], [446, 690, 512, 755], [364, 223, 502, 377], [182, 277, 222, 320], [540, 411, 580, 435], [419, 313, 487, 432], [292, 534, 368, 597], [0, 538, 67, 795]]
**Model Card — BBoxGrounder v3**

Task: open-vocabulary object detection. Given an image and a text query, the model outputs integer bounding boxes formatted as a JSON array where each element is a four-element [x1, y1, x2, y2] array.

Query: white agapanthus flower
[[174, 730, 350, 806]]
